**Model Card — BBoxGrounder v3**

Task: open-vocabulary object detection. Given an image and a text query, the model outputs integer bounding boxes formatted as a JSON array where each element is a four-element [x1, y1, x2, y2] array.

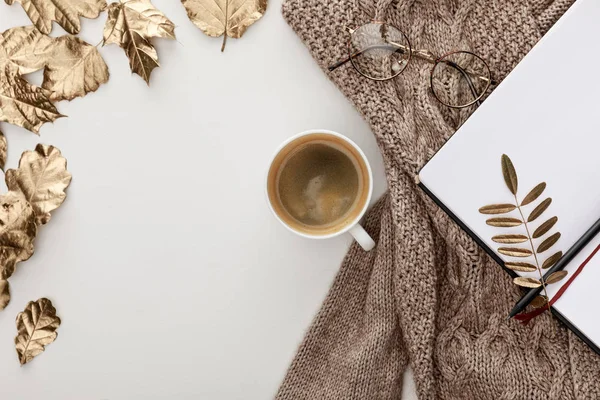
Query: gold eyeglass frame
[[329, 21, 496, 109]]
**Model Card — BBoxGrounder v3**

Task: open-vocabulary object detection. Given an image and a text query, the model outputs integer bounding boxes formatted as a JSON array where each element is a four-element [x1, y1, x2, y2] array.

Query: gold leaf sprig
[[182, 0, 267, 52], [15, 297, 61, 365], [479, 154, 567, 312], [0, 144, 72, 310]]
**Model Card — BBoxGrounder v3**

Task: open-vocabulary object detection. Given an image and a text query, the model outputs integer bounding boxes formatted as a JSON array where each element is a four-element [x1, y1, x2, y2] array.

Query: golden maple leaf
[[0, 68, 63, 134], [0, 26, 109, 134], [44, 36, 110, 101], [5, 0, 107, 34], [181, 0, 267, 51], [0, 191, 37, 283], [0, 25, 54, 75], [103, 0, 176, 84], [15, 298, 61, 365]]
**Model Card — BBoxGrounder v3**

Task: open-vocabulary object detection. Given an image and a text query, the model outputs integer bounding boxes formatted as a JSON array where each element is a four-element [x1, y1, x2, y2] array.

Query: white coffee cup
[[266, 129, 376, 251]]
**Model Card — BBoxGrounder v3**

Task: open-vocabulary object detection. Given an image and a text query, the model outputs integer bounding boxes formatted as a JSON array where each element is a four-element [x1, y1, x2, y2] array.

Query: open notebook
[[418, 0, 600, 354]]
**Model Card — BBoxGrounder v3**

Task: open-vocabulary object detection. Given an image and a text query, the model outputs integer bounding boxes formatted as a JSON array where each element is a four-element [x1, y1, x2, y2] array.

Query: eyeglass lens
[[431, 51, 491, 108], [349, 23, 411, 81]]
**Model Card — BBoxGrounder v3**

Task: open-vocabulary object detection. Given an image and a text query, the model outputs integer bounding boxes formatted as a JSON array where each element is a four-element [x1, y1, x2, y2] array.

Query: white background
[[0, 1, 418, 399]]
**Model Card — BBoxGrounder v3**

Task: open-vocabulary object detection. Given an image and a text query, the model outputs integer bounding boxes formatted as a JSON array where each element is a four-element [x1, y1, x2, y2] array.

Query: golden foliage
[[504, 262, 537, 273], [501, 154, 518, 195], [492, 234, 528, 244], [15, 298, 61, 365], [532, 216, 558, 239], [486, 217, 522, 227], [521, 182, 546, 206], [6, 144, 72, 225], [0, 145, 71, 310], [514, 277, 542, 289], [103, 0, 176, 83], [542, 251, 563, 270], [0, 192, 37, 282], [0, 26, 109, 136], [480, 154, 566, 314], [0, 130, 6, 171], [530, 295, 548, 309], [5, 0, 107, 34], [182, 0, 267, 51], [545, 270, 568, 285]]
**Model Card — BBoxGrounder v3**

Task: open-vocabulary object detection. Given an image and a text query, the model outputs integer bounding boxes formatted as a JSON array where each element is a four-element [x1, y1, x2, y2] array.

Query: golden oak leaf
[[43, 36, 110, 101], [0, 191, 37, 282], [15, 298, 61, 365], [103, 0, 176, 83], [5, 0, 107, 34], [182, 0, 267, 51], [6, 144, 72, 225]]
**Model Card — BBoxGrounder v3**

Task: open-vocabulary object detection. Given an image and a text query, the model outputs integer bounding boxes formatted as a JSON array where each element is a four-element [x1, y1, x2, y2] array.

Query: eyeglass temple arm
[[328, 56, 353, 71]]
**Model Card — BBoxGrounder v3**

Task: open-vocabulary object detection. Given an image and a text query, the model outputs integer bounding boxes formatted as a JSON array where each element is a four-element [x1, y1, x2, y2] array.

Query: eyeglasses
[[329, 22, 495, 109]]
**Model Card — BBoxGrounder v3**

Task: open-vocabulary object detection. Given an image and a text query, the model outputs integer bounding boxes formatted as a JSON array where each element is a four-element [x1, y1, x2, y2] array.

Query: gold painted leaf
[[527, 198, 552, 222], [505, 262, 537, 273], [545, 270, 568, 285], [486, 217, 522, 227], [0, 280, 10, 310], [530, 295, 548, 309], [498, 247, 532, 257], [0, 192, 37, 281], [0, 68, 64, 134], [0, 26, 66, 133], [0, 26, 108, 118], [521, 182, 546, 206], [6, 144, 72, 225], [15, 298, 61, 365], [0, 130, 6, 171], [532, 216, 558, 239], [492, 234, 528, 244], [514, 277, 542, 288], [182, 0, 268, 51], [478, 204, 516, 215], [501, 154, 518, 195], [103, 0, 176, 84], [43, 36, 110, 101], [0, 26, 55, 75], [5, 0, 107, 34], [537, 232, 561, 253], [542, 251, 562, 269]]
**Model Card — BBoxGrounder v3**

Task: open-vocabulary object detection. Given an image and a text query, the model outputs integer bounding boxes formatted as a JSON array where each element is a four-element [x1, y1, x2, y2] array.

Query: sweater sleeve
[[276, 195, 410, 399]]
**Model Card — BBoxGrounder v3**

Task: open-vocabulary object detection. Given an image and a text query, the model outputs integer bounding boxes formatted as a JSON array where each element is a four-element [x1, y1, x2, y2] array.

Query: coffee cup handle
[[349, 224, 376, 251]]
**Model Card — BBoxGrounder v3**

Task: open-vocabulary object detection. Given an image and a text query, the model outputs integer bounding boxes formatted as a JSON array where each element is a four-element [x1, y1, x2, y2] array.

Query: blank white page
[[419, 0, 600, 348]]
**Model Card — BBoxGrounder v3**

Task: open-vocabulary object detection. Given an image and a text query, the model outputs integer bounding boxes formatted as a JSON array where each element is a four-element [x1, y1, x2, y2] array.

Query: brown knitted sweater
[[275, 0, 600, 399]]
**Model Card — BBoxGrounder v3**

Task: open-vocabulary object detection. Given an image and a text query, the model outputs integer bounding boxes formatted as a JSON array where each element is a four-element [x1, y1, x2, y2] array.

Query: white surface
[[0, 2, 420, 399], [420, 0, 600, 346]]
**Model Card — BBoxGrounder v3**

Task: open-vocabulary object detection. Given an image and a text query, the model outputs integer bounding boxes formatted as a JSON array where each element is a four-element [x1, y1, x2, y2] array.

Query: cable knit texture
[[276, 0, 600, 399]]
